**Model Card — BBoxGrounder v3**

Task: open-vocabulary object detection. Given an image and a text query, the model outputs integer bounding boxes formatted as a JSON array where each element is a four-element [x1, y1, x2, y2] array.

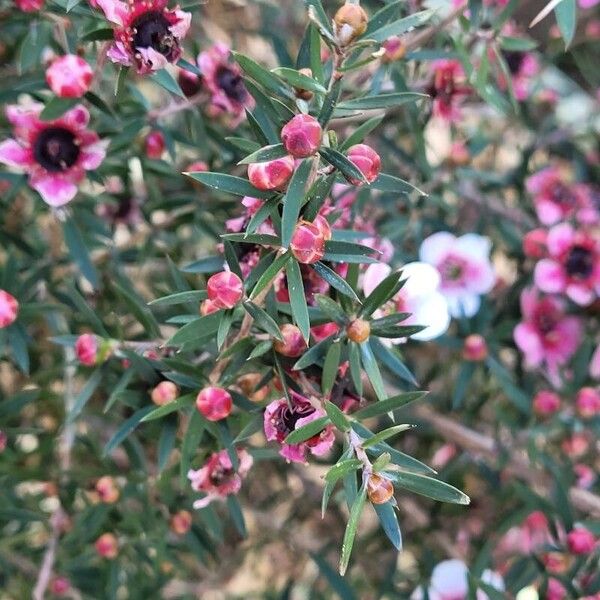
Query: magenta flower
[[428, 60, 470, 122], [533, 223, 600, 306], [513, 287, 583, 378], [0, 103, 107, 206], [188, 448, 253, 509], [95, 0, 191, 74], [198, 43, 254, 126], [526, 166, 590, 225], [263, 394, 335, 464], [497, 49, 539, 102], [0, 290, 19, 328]]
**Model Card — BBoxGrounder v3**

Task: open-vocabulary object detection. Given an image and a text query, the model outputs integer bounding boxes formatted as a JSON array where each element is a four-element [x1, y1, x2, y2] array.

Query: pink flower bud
[[523, 228, 548, 259], [170, 509, 192, 535], [313, 214, 332, 241], [196, 386, 233, 421], [290, 220, 326, 264], [151, 381, 179, 406], [15, 0, 44, 11], [346, 144, 381, 185], [95, 533, 118, 559], [145, 131, 165, 160], [273, 323, 306, 357], [200, 298, 220, 316], [567, 526, 596, 555], [0, 290, 19, 328], [207, 271, 244, 309], [75, 334, 98, 366], [462, 334, 488, 361], [50, 576, 70, 596], [562, 433, 589, 458], [576, 387, 600, 418], [0, 430, 6, 452], [186, 160, 209, 174], [248, 155, 295, 190], [95, 476, 119, 503], [45, 54, 93, 98], [533, 390, 561, 416], [281, 114, 322, 158]]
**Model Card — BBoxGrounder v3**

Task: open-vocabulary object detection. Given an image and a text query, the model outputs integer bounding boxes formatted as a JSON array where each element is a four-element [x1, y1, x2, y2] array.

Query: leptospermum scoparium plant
[[1, 0, 599, 597]]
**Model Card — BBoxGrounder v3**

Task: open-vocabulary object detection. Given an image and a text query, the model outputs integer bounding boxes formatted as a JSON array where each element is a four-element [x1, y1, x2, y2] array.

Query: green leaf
[[324, 400, 351, 431], [555, 0, 577, 48], [360, 341, 386, 401], [245, 196, 280, 236], [374, 502, 402, 550], [336, 92, 427, 112], [67, 368, 104, 423], [386, 470, 470, 505], [149, 290, 207, 306], [359, 270, 403, 318], [368, 173, 426, 196], [223, 233, 281, 245], [339, 482, 367, 575], [62, 218, 99, 289], [339, 115, 385, 151], [271, 67, 327, 93], [314, 294, 348, 324], [361, 424, 414, 448], [364, 0, 405, 36], [318, 77, 342, 126], [80, 27, 115, 42], [292, 334, 334, 370], [243, 301, 283, 340], [312, 262, 360, 301], [40, 97, 79, 121], [286, 259, 311, 341], [180, 410, 205, 486], [249, 252, 291, 299], [113, 281, 161, 338], [311, 553, 358, 600], [141, 394, 195, 422], [281, 158, 312, 248], [157, 419, 177, 472], [370, 338, 418, 387], [319, 147, 367, 185], [499, 36, 538, 52], [167, 312, 221, 345], [150, 69, 186, 98], [238, 143, 288, 165], [181, 255, 225, 274], [103, 406, 154, 456], [232, 52, 292, 99], [322, 341, 342, 396], [226, 495, 247, 537], [349, 342, 363, 396], [285, 415, 329, 444], [325, 459, 363, 483], [367, 9, 436, 43], [184, 171, 273, 199], [303, 0, 333, 35], [353, 392, 426, 420], [0, 388, 40, 417]]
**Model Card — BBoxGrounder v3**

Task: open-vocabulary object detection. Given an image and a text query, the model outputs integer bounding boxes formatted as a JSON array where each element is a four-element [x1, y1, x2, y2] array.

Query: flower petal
[[30, 172, 78, 206], [419, 231, 456, 266], [534, 259, 566, 294], [95, 0, 128, 25], [362, 263, 392, 297], [0, 139, 34, 168]]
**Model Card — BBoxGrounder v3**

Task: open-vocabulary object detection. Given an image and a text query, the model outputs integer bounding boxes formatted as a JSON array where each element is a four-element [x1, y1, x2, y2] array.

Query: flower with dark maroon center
[[132, 11, 175, 59], [565, 245, 593, 279], [216, 66, 247, 103], [34, 128, 80, 172]]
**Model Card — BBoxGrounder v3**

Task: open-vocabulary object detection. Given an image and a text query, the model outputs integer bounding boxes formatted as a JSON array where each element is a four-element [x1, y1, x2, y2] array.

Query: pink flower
[[0, 290, 19, 328], [533, 223, 600, 306], [428, 60, 470, 122], [198, 43, 254, 126], [499, 51, 539, 101], [419, 232, 495, 318], [188, 448, 253, 509], [463, 334, 488, 361], [513, 288, 582, 377], [523, 228, 548, 259], [0, 102, 107, 206], [263, 395, 334, 463], [576, 387, 600, 418], [579, 0, 600, 7], [94, 0, 191, 74], [567, 526, 596, 555], [144, 130, 165, 159], [547, 578, 567, 600], [206, 271, 244, 309], [247, 155, 295, 190], [75, 333, 98, 366], [346, 144, 381, 185], [46, 55, 93, 98], [526, 167, 589, 225], [281, 114, 322, 158], [574, 464, 596, 489], [15, 0, 44, 11], [50, 576, 70, 596], [95, 533, 118, 559], [533, 390, 561, 415], [290, 219, 327, 264], [498, 511, 552, 557], [196, 386, 233, 421]]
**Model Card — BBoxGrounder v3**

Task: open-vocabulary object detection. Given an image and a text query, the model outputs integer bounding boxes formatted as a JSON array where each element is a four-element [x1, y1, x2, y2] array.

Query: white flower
[[362, 262, 450, 342], [419, 232, 496, 318]]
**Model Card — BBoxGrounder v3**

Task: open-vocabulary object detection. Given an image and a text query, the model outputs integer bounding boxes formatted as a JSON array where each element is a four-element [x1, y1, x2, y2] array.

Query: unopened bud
[[334, 3, 368, 46], [347, 319, 370, 343], [367, 473, 394, 504]]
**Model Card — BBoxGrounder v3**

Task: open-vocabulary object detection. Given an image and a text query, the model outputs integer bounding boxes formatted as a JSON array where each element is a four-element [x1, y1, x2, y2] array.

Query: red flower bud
[[313, 214, 332, 241], [347, 319, 370, 343], [75, 333, 98, 366], [523, 228, 548, 259], [95, 533, 118, 559], [273, 323, 306, 357], [346, 144, 381, 185], [95, 476, 119, 504], [281, 114, 322, 158], [334, 3, 368, 46], [367, 474, 394, 504], [151, 381, 179, 406], [567, 526, 596, 555], [196, 386, 233, 421], [46, 54, 93, 98], [170, 510, 193, 535], [178, 68, 202, 97], [0, 290, 19, 328], [50, 576, 70, 596], [207, 271, 244, 309], [576, 387, 600, 418], [248, 155, 295, 190], [290, 220, 326, 264], [462, 334, 488, 361], [145, 131, 165, 160], [533, 390, 561, 416]]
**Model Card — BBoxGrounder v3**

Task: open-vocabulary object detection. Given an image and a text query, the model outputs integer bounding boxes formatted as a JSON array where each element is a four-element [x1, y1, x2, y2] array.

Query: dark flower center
[[274, 402, 314, 440], [34, 127, 79, 172], [551, 182, 576, 207], [209, 464, 235, 486], [565, 245, 593, 279], [502, 51, 525, 75], [215, 66, 247, 102], [132, 11, 176, 58], [535, 311, 557, 335]]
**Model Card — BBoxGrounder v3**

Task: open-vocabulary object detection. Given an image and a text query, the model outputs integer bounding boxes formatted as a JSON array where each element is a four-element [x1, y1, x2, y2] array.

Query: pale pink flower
[[46, 54, 93, 98]]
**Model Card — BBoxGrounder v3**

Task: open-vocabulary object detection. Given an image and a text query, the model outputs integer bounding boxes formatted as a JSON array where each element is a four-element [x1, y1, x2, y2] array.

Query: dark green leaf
[[312, 262, 360, 301], [243, 301, 284, 340], [281, 158, 312, 248], [184, 171, 273, 199], [374, 502, 402, 550], [103, 406, 154, 456], [319, 147, 367, 185], [285, 415, 329, 444], [339, 483, 367, 575], [141, 394, 195, 422], [286, 259, 311, 341], [40, 97, 79, 121], [150, 69, 186, 98], [238, 143, 288, 165], [353, 391, 426, 420]]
